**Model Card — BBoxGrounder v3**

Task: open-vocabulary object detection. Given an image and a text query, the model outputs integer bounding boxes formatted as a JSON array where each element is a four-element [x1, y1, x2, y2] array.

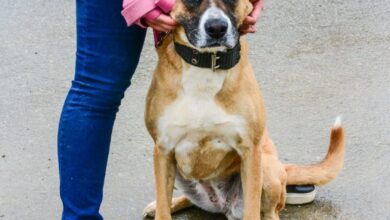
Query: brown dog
[[143, 1, 345, 219]]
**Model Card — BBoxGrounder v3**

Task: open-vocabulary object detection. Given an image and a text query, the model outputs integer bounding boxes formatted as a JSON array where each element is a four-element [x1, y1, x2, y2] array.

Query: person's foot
[[286, 185, 316, 205]]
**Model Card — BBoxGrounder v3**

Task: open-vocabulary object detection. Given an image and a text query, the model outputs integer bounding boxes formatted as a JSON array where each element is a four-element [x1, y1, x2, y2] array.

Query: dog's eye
[[182, 0, 202, 8]]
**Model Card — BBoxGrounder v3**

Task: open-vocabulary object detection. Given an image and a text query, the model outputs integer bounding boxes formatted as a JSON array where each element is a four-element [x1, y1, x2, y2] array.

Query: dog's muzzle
[[196, 7, 237, 49]]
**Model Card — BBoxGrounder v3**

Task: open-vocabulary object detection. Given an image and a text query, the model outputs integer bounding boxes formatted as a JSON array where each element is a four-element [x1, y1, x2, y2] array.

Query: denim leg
[[58, 0, 146, 219]]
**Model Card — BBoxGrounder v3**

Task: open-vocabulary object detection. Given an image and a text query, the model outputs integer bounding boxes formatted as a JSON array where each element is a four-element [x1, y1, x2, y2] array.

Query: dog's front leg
[[153, 144, 176, 220], [240, 144, 262, 220]]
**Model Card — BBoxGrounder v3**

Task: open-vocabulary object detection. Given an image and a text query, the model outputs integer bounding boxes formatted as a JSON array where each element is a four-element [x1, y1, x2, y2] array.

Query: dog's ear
[[247, 0, 256, 14], [235, 0, 253, 26], [169, 0, 190, 45], [170, 0, 185, 21]]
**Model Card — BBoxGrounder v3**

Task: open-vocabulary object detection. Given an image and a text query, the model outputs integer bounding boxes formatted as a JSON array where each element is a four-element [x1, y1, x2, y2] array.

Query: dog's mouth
[[182, 30, 239, 51], [200, 38, 238, 49]]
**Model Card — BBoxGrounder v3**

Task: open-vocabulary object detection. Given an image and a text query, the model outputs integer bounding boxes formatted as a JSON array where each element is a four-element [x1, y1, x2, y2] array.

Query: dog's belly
[[176, 172, 244, 218]]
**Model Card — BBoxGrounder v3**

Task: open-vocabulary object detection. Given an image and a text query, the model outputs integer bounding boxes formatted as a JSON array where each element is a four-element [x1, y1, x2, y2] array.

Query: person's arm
[[122, 0, 176, 32], [122, 0, 263, 34], [121, 0, 156, 27]]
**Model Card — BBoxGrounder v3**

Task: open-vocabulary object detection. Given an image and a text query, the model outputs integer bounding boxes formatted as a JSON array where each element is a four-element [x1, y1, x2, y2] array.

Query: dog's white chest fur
[[157, 66, 246, 164]]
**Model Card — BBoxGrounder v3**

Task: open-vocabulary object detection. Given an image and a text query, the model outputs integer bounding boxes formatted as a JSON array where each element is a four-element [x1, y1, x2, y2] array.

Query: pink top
[[121, 0, 264, 45]]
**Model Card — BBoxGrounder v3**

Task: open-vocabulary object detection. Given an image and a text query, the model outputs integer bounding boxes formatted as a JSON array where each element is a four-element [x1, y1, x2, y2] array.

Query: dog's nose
[[205, 19, 228, 39]]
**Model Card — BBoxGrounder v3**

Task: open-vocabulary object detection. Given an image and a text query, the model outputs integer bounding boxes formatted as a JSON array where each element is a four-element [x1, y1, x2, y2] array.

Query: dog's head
[[171, 0, 253, 51]]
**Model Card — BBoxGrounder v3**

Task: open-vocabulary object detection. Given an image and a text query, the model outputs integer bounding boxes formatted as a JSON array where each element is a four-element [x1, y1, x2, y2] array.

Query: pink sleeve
[[121, 0, 160, 27], [121, 0, 175, 28], [155, 0, 175, 13]]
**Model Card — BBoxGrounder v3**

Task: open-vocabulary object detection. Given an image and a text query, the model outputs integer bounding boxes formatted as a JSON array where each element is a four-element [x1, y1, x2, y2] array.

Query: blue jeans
[[57, 0, 146, 219]]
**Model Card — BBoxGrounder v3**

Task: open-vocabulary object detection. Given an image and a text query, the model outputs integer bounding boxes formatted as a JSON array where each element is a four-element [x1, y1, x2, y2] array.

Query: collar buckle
[[211, 52, 220, 72]]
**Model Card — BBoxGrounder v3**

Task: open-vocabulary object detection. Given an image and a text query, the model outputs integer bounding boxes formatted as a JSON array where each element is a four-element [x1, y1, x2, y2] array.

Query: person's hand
[[144, 14, 177, 32], [240, 0, 264, 35]]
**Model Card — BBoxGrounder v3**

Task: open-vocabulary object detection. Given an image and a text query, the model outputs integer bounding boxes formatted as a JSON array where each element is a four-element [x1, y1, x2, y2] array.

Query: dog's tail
[[284, 116, 346, 186]]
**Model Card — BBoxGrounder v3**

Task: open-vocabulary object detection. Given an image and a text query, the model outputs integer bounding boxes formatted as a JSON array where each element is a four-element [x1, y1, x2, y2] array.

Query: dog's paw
[[143, 201, 157, 218]]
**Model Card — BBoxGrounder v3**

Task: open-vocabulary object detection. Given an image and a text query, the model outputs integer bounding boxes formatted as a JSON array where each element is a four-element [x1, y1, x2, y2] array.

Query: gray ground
[[1, 0, 389, 219]]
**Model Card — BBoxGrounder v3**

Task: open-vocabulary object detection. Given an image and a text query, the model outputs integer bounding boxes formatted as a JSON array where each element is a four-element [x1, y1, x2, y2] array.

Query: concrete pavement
[[0, 0, 389, 219]]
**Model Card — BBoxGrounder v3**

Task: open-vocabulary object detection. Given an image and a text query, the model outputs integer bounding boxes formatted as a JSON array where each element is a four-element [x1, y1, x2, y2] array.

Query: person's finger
[[145, 20, 170, 32], [145, 18, 175, 32], [240, 25, 256, 35], [153, 25, 175, 32], [150, 24, 171, 32], [250, 25, 257, 32], [250, 0, 264, 20], [239, 23, 253, 32], [155, 22, 176, 30], [239, 23, 250, 32], [144, 19, 156, 26], [153, 20, 176, 31], [243, 16, 256, 26], [155, 14, 177, 26], [144, 14, 176, 31]]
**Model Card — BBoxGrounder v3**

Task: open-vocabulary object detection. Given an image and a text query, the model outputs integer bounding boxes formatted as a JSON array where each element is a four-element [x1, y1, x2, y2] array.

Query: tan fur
[[147, 39, 265, 220], [152, 145, 176, 220], [144, 1, 345, 219], [284, 125, 346, 185], [143, 196, 193, 218], [175, 138, 240, 180], [146, 1, 266, 218], [145, 126, 345, 219], [235, 0, 253, 26]]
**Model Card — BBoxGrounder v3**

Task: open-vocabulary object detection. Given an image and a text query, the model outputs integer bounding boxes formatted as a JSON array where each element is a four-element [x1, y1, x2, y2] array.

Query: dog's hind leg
[[143, 196, 193, 218]]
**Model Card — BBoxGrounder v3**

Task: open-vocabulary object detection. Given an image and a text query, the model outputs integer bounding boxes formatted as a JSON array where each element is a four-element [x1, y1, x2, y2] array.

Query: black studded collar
[[174, 42, 241, 72]]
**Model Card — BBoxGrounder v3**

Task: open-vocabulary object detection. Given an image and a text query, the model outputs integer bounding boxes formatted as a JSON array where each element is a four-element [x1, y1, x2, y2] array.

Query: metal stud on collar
[[211, 52, 220, 72]]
